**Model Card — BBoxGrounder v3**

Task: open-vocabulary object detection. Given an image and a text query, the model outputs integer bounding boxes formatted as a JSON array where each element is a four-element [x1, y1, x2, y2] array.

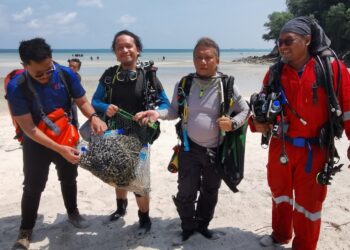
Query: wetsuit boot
[[109, 199, 128, 221], [136, 210, 152, 236]]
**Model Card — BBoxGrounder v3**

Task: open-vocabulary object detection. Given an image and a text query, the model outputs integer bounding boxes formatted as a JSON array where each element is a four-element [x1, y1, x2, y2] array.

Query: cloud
[[52, 12, 77, 25], [12, 7, 33, 21], [25, 11, 87, 36], [27, 19, 40, 28], [118, 14, 137, 27], [77, 0, 103, 8]]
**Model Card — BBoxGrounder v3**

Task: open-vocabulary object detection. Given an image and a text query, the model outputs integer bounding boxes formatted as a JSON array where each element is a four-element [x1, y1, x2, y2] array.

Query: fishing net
[[79, 133, 141, 186], [79, 109, 155, 195]]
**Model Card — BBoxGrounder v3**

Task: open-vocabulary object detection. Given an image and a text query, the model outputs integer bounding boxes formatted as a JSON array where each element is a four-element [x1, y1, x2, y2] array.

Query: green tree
[[324, 3, 350, 55], [286, 0, 337, 21], [262, 12, 294, 41], [263, 0, 350, 57]]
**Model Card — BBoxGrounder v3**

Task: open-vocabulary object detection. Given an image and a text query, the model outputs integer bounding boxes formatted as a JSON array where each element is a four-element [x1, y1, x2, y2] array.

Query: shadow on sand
[[0, 214, 292, 250]]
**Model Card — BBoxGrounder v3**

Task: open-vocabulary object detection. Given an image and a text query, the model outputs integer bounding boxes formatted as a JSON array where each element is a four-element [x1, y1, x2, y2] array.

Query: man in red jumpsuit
[[250, 16, 350, 250]]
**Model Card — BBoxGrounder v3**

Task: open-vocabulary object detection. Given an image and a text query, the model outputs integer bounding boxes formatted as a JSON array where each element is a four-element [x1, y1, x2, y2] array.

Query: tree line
[[263, 0, 350, 64]]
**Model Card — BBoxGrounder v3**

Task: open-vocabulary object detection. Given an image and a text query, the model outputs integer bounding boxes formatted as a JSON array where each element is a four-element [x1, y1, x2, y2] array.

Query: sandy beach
[[0, 62, 349, 250]]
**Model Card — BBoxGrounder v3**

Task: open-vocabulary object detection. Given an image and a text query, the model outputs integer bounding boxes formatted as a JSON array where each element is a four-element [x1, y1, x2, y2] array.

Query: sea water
[[0, 48, 270, 105], [0, 48, 269, 76]]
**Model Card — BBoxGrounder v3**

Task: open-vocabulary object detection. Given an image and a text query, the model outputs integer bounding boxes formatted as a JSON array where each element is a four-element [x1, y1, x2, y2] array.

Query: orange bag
[[38, 108, 79, 147]]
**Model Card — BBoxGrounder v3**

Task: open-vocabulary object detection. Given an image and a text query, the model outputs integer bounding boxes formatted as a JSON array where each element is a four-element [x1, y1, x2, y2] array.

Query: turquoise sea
[[0, 48, 271, 101], [0, 48, 270, 77]]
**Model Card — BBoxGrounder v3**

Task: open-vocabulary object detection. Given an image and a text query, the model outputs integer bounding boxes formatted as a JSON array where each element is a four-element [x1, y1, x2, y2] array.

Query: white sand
[[0, 63, 349, 250]]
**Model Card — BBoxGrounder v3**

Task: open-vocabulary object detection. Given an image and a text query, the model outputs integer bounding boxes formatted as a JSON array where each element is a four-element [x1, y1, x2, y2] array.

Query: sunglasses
[[276, 38, 297, 47], [116, 70, 137, 82], [34, 64, 56, 78]]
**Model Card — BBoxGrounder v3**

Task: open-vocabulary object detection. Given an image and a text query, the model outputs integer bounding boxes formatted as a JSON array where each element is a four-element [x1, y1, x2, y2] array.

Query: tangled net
[[80, 133, 142, 187], [79, 109, 155, 195]]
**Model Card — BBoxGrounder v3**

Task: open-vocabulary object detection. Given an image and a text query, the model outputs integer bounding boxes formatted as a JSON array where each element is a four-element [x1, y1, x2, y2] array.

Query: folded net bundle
[[79, 109, 157, 195]]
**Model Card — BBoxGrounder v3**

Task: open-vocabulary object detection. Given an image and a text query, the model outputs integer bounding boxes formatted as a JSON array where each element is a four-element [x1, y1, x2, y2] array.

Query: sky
[[0, 0, 287, 50]]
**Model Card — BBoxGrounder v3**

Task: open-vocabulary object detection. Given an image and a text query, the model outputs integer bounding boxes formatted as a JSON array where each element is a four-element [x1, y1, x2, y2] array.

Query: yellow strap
[[183, 106, 188, 122], [181, 76, 187, 88], [230, 98, 234, 108]]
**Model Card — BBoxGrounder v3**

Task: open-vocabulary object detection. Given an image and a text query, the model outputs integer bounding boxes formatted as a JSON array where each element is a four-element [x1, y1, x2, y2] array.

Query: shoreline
[[0, 62, 270, 115]]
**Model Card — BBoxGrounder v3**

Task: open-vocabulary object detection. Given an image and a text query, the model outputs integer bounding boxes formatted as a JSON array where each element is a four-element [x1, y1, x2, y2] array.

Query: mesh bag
[[120, 145, 151, 196], [79, 109, 154, 195], [79, 133, 142, 187]]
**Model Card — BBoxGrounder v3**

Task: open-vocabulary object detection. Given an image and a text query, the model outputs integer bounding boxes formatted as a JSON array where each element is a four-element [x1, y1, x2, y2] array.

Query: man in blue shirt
[[7, 38, 107, 250]]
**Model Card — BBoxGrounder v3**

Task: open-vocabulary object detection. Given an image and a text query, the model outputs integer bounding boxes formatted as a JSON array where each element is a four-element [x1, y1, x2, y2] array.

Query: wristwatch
[[89, 112, 99, 121], [231, 120, 238, 131]]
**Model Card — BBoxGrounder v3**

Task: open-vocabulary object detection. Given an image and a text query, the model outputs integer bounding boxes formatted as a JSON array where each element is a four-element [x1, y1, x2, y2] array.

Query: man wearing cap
[[250, 17, 350, 250]]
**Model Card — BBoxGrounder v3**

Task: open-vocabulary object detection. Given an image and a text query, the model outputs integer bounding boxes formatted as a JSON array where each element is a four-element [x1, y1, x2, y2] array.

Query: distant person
[[162, 56, 165, 61], [136, 37, 250, 244], [90, 56, 93, 61], [6, 38, 107, 250], [249, 17, 350, 250], [68, 58, 82, 127], [96, 56, 100, 60], [91, 30, 170, 235], [68, 58, 82, 79]]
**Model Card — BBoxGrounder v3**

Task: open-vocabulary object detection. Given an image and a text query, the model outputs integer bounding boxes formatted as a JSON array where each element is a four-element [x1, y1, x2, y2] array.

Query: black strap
[[25, 73, 45, 118], [58, 68, 72, 99], [20, 67, 73, 116], [223, 75, 234, 115], [16, 74, 32, 101], [315, 55, 341, 116], [177, 73, 194, 118], [25, 73, 62, 134], [144, 65, 158, 91], [143, 66, 161, 110], [177, 73, 234, 118]]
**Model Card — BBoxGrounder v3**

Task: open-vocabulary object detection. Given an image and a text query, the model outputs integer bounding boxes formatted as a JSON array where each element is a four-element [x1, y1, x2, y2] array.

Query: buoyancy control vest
[[264, 49, 344, 185], [100, 63, 161, 110], [99, 62, 162, 143], [176, 73, 248, 193]]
